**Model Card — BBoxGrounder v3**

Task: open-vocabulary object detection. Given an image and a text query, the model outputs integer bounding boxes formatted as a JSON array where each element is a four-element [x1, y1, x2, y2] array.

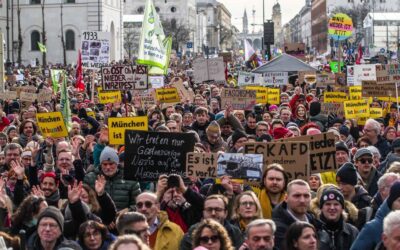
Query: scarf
[[258, 188, 285, 219], [166, 207, 188, 233]]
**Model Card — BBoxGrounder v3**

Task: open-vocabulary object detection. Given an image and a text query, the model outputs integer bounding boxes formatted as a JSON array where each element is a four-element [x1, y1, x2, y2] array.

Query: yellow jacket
[[154, 211, 184, 250]]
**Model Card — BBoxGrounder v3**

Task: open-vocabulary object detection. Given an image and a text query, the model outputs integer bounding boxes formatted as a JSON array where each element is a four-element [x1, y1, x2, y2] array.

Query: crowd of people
[[0, 58, 400, 250]]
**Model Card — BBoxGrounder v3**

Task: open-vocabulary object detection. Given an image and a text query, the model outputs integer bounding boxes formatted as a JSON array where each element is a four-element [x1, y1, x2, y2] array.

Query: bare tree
[[41, 0, 46, 66], [162, 19, 190, 52], [123, 23, 140, 59], [17, 0, 22, 64], [219, 27, 233, 51]]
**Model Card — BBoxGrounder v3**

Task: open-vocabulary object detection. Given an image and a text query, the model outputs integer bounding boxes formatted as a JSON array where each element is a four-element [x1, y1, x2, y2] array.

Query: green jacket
[[84, 168, 141, 211]]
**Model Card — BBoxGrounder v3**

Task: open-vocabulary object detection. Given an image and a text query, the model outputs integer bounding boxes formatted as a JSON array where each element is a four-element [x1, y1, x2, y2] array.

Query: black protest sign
[[244, 141, 310, 181], [186, 152, 218, 178], [101, 65, 148, 91], [125, 131, 195, 181]]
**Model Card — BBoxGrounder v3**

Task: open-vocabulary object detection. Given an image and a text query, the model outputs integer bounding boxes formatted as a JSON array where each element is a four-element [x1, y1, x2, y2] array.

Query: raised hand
[[71, 139, 81, 160], [220, 175, 234, 195], [10, 160, 25, 180], [68, 181, 82, 204], [95, 175, 106, 196], [31, 185, 45, 198]]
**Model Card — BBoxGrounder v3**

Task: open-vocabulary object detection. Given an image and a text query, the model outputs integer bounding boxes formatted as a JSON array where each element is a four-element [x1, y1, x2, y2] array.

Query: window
[[171, 6, 176, 13], [65, 0, 75, 3], [66, 30, 75, 50], [31, 0, 41, 4], [155, 6, 160, 13], [137, 6, 144, 13], [31, 31, 40, 51], [171, 18, 177, 29]]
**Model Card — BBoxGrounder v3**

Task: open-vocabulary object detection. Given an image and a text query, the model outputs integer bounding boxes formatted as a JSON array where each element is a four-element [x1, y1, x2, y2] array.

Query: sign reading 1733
[[101, 65, 149, 91], [81, 31, 111, 69]]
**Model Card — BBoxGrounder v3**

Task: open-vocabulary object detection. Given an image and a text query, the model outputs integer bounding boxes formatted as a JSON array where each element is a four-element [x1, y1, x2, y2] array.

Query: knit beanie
[[38, 206, 64, 232], [336, 162, 358, 186], [309, 102, 321, 116], [206, 121, 221, 137], [319, 188, 345, 208], [387, 181, 400, 209], [339, 125, 350, 137], [231, 129, 247, 145], [335, 141, 349, 154], [99, 146, 119, 165]]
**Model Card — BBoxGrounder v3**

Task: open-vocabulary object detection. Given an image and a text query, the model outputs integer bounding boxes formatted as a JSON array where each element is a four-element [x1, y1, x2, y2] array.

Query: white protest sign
[[353, 64, 376, 85], [347, 66, 354, 86], [238, 71, 264, 86], [193, 57, 226, 84], [149, 76, 164, 89], [263, 72, 288, 86], [101, 65, 148, 91], [81, 31, 111, 69]]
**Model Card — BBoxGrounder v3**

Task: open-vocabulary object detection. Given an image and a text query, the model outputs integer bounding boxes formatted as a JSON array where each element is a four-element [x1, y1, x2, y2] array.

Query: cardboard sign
[[218, 52, 232, 63], [347, 66, 355, 86], [98, 91, 122, 104], [171, 79, 194, 103], [267, 88, 280, 104], [323, 92, 347, 103], [344, 99, 369, 119], [156, 88, 180, 103], [238, 71, 264, 86], [245, 86, 268, 104], [354, 64, 376, 85], [138, 90, 157, 107], [349, 86, 362, 100], [81, 31, 111, 69], [284, 132, 337, 174], [37, 89, 53, 102], [149, 76, 164, 89], [263, 72, 288, 86], [186, 152, 218, 178], [298, 71, 317, 84], [193, 57, 226, 84], [375, 64, 400, 84], [362, 81, 397, 97], [108, 117, 148, 145], [320, 103, 345, 118], [20, 90, 38, 103], [316, 73, 335, 86], [217, 153, 263, 180], [0, 90, 18, 100], [124, 131, 195, 181], [36, 112, 68, 138], [370, 107, 383, 118], [101, 65, 148, 90], [244, 141, 310, 181], [221, 88, 257, 110]]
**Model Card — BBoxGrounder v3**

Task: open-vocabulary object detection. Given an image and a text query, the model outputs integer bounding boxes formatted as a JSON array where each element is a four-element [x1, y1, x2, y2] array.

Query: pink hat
[[269, 105, 278, 111], [307, 128, 321, 135]]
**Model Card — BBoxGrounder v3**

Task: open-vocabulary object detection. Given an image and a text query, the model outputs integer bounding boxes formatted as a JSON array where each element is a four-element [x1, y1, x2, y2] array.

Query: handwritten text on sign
[[101, 65, 148, 90], [36, 112, 68, 138], [221, 88, 257, 110], [108, 117, 148, 145], [186, 152, 218, 178]]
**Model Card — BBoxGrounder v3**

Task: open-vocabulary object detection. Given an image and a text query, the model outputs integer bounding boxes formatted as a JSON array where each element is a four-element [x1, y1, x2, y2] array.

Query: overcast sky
[[218, 0, 305, 32]]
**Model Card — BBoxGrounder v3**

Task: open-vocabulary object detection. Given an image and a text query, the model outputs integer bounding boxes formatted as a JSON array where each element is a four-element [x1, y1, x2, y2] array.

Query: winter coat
[[352, 186, 372, 210], [315, 217, 359, 250], [28, 233, 82, 250], [350, 200, 391, 250], [364, 167, 382, 197], [78, 233, 116, 250], [378, 152, 400, 173], [374, 136, 391, 161], [84, 168, 141, 211], [153, 211, 184, 250]]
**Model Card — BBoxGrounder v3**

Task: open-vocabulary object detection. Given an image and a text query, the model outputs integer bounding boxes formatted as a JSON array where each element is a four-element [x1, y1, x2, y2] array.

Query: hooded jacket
[[352, 186, 372, 210]]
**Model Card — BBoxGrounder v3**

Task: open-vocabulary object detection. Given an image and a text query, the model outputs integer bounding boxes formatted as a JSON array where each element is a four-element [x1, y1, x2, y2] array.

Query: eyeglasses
[[240, 201, 256, 207], [358, 158, 373, 164], [124, 228, 149, 236], [136, 201, 154, 209], [39, 222, 58, 230], [199, 235, 220, 244], [204, 207, 225, 213]]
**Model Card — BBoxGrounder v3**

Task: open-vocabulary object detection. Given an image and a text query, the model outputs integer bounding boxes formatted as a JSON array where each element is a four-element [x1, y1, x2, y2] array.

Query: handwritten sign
[[375, 64, 400, 84], [320, 102, 345, 118], [328, 13, 353, 40], [108, 117, 148, 145], [221, 88, 257, 110], [354, 65, 376, 85], [344, 99, 369, 119], [263, 72, 288, 86], [101, 65, 148, 90], [323, 92, 347, 103], [186, 152, 218, 178], [36, 112, 68, 138], [81, 31, 111, 69], [98, 91, 122, 104], [37, 89, 53, 102], [238, 72, 264, 86], [362, 81, 397, 97], [193, 57, 226, 84], [156, 88, 180, 103]]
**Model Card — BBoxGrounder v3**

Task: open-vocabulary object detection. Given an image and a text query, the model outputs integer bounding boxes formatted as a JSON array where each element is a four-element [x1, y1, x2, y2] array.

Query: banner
[[60, 72, 72, 131], [221, 88, 257, 110], [156, 88, 180, 103], [108, 117, 148, 145], [349, 86, 362, 100], [36, 112, 68, 138], [186, 152, 218, 178], [267, 87, 280, 104], [323, 92, 347, 103], [101, 65, 148, 91], [238, 71, 264, 86], [362, 81, 398, 97], [344, 99, 369, 119], [81, 31, 111, 69], [263, 72, 288, 86], [98, 91, 122, 104], [193, 57, 226, 84], [124, 131, 195, 181], [245, 86, 268, 103], [217, 153, 263, 180]]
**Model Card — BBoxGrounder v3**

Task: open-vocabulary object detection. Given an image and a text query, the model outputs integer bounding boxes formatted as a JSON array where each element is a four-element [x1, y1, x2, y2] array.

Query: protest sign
[[20, 87, 38, 103], [263, 72, 288, 86], [218, 52, 232, 62], [156, 88, 180, 103], [193, 57, 226, 84], [320, 103, 345, 118], [221, 88, 257, 110], [138, 90, 157, 107], [335, 73, 346, 86], [328, 13, 353, 40], [101, 65, 148, 91], [0, 90, 17, 101], [284, 132, 337, 174], [81, 31, 111, 69], [149, 76, 164, 89], [244, 141, 309, 181], [349, 86, 362, 100], [245, 86, 268, 103], [217, 153, 263, 180], [330, 61, 344, 73], [347, 66, 355, 86], [171, 78, 194, 103], [375, 64, 400, 84], [238, 72, 264, 86], [36, 112, 68, 138], [98, 91, 121, 104], [362, 81, 397, 97], [298, 71, 317, 84], [354, 64, 376, 85], [37, 89, 53, 102], [108, 117, 148, 145], [370, 107, 383, 118], [316, 73, 335, 86], [124, 131, 195, 181], [267, 88, 280, 104], [323, 92, 347, 103], [186, 152, 218, 178], [344, 99, 369, 119]]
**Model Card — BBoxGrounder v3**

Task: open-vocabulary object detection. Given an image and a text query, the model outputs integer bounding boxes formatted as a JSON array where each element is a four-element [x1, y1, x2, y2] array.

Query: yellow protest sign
[[245, 86, 268, 104], [323, 92, 348, 103], [370, 107, 383, 118], [99, 91, 122, 104], [344, 100, 369, 119], [377, 96, 395, 102], [87, 111, 96, 118], [267, 88, 280, 104], [349, 86, 362, 100], [108, 116, 148, 145], [357, 117, 367, 126], [156, 88, 180, 103], [36, 112, 68, 138]]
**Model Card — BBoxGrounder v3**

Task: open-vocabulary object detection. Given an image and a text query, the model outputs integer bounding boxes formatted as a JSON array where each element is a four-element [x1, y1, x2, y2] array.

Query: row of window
[[137, 6, 177, 14], [30, 30, 75, 51], [30, 0, 75, 4]]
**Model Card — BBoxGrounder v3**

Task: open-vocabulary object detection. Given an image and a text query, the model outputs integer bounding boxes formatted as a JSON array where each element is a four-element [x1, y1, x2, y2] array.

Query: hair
[[205, 194, 229, 211], [383, 210, 400, 236], [194, 107, 208, 116], [356, 136, 372, 148], [367, 146, 381, 160], [18, 119, 38, 135], [116, 211, 147, 234], [82, 184, 101, 213], [377, 173, 400, 189], [231, 191, 263, 221], [3, 143, 23, 156], [284, 221, 318, 250], [388, 162, 400, 174], [295, 104, 308, 119], [246, 113, 256, 120], [0, 232, 21, 250], [12, 195, 46, 229], [279, 107, 292, 115], [287, 179, 310, 194], [192, 219, 234, 250], [365, 118, 381, 134], [299, 122, 320, 136], [78, 220, 109, 246], [261, 163, 288, 190], [256, 121, 270, 130], [169, 113, 182, 123], [245, 219, 276, 239], [108, 234, 151, 250]]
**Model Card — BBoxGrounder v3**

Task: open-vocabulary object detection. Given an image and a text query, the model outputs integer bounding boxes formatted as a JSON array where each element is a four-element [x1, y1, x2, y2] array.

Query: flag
[[244, 39, 255, 61], [75, 49, 85, 92], [37, 42, 46, 53], [137, 0, 170, 73], [148, 36, 172, 75], [60, 71, 72, 131], [50, 69, 64, 93]]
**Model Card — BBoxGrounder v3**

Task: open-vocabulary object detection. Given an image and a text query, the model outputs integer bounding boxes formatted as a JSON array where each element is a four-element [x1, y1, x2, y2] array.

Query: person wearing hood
[[202, 121, 227, 153], [228, 129, 248, 153], [315, 188, 359, 250]]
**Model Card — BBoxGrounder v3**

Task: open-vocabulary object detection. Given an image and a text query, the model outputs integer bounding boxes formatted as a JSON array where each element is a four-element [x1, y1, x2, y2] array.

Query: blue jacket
[[350, 200, 391, 250]]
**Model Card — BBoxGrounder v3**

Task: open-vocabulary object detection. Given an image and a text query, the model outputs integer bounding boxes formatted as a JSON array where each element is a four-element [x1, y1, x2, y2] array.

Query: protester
[[284, 221, 318, 250], [191, 219, 234, 250], [238, 219, 276, 250]]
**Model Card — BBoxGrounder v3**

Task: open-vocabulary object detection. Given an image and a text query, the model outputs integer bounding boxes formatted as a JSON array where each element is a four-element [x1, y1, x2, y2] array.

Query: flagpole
[[91, 70, 95, 103]]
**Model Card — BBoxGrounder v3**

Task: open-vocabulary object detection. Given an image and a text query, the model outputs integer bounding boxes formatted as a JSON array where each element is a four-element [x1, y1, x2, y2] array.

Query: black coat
[[351, 186, 372, 210], [315, 217, 359, 250]]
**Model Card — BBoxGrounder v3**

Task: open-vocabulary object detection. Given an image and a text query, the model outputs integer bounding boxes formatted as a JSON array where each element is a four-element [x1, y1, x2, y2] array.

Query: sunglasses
[[358, 158, 373, 164], [199, 235, 220, 244], [136, 201, 153, 209]]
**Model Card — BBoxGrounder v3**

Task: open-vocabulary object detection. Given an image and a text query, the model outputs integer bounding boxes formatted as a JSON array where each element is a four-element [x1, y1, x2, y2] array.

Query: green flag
[[148, 36, 172, 75], [60, 72, 72, 131], [136, 0, 170, 73], [50, 69, 63, 93], [37, 42, 47, 53]]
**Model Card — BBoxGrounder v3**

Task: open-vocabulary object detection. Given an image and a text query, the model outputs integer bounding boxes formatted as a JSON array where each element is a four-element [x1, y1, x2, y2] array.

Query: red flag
[[356, 44, 362, 65], [75, 49, 85, 92]]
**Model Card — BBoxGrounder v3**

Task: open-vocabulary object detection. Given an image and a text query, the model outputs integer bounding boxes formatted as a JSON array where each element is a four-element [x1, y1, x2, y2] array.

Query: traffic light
[[264, 21, 274, 45]]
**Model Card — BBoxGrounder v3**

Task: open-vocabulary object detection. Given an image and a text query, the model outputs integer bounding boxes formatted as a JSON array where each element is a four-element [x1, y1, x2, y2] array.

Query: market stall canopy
[[252, 53, 317, 73]]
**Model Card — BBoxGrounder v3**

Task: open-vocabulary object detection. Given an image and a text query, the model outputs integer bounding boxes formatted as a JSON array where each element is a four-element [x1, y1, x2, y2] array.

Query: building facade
[[272, 2, 282, 47]]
